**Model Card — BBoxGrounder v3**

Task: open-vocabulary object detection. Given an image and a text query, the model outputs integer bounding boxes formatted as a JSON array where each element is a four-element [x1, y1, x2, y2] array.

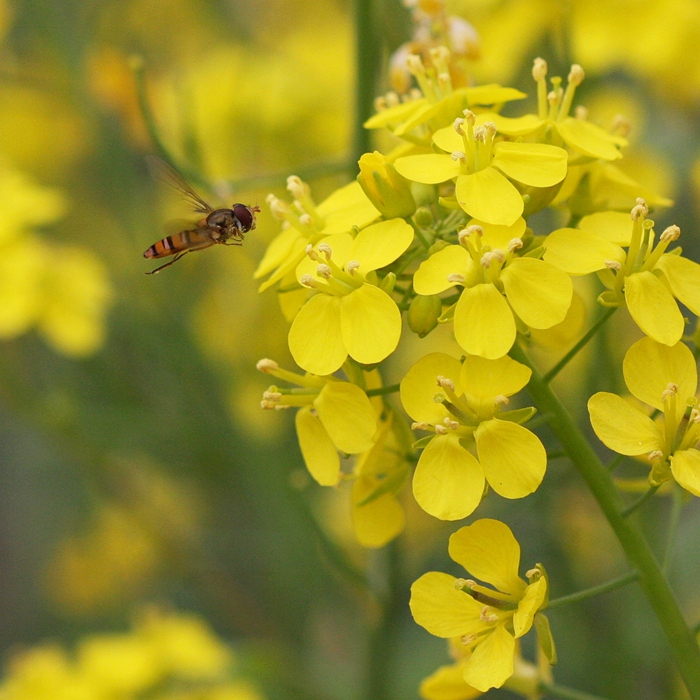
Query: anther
[[374, 96, 387, 112], [480, 607, 499, 623], [458, 225, 483, 244], [267, 195, 289, 220], [568, 64, 585, 86], [346, 260, 360, 275], [482, 121, 497, 138], [648, 449, 664, 462], [481, 252, 494, 269], [262, 390, 282, 402], [473, 126, 486, 143], [532, 57, 548, 80], [299, 213, 313, 227], [256, 358, 279, 373], [447, 272, 466, 284], [385, 91, 400, 107], [611, 114, 631, 137], [411, 421, 431, 431], [661, 225, 680, 242], [443, 417, 459, 430], [436, 375, 456, 391], [525, 567, 542, 581], [574, 105, 588, 120], [300, 274, 317, 289], [494, 395, 510, 407], [406, 53, 425, 75], [316, 263, 331, 279], [260, 400, 275, 410], [507, 238, 523, 252], [305, 244, 320, 261], [434, 424, 448, 435], [631, 199, 649, 220], [462, 109, 476, 125], [604, 260, 622, 271], [287, 175, 309, 200], [274, 404, 291, 411], [317, 243, 333, 260], [453, 117, 465, 134], [461, 633, 478, 646], [547, 90, 558, 105], [492, 250, 505, 263], [430, 46, 451, 64], [451, 150, 467, 162], [662, 382, 678, 401]]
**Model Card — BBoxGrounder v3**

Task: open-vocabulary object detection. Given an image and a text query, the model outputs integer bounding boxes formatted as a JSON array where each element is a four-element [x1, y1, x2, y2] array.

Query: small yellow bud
[[357, 151, 416, 219], [408, 294, 442, 337]]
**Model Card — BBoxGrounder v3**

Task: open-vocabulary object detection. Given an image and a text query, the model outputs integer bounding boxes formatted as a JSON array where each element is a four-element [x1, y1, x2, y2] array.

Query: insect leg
[[146, 251, 188, 275]]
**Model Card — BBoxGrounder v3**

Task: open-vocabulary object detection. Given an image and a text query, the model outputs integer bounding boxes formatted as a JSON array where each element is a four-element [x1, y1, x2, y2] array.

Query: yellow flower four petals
[[544, 205, 700, 346], [410, 519, 550, 692], [588, 337, 700, 495], [288, 219, 414, 375], [400, 353, 546, 520]]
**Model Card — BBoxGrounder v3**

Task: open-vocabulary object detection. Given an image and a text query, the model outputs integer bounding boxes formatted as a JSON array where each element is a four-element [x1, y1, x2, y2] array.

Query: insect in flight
[[143, 155, 260, 274]]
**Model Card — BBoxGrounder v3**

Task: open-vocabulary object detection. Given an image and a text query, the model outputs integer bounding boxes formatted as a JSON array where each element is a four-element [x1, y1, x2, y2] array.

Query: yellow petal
[[543, 229, 625, 275], [420, 661, 482, 700], [512, 577, 547, 638], [491, 143, 567, 188], [456, 169, 523, 226], [622, 337, 697, 419], [394, 154, 461, 184], [454, 284, 516, 359], [288, 294, 346, 375], [448, 519, 525, 596], [414, 245, 470, 296], [295, 407, 340, 486], [501, 258, 572, 329], [463, 624, 515, 692], [471, 218, 526, 251], [317, 180, 381, 233], [625, 271, 684, 346], [413, 434, 485, 521], [401, 352, 463, 425], [340, 284, 401, 365], [587, 392, 663, 455], [257, 238, 308, 292], [481, 113, 543, 137], [350, 218, 414, 272], [557, 118, 623, 161], [254, 227, 304, 279], [670, 449, 700, 497], [432, 126, 464, 154], [363, 98, 428, 129], [352, 479, 405, 548], [579, 211, 632, 246], [410, 571, 485, 638], [314, 382, 376, 454], [459, 355, 531, 405], [464, 85, 526, 106], [475, 420, 546, 499], [655, 254, 700, 316]]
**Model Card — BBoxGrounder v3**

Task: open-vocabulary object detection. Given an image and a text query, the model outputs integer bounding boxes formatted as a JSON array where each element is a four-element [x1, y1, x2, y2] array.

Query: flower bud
[[413, 206, 433, 227], [357, 151, 416, 219], [408, 294, 442, 337]]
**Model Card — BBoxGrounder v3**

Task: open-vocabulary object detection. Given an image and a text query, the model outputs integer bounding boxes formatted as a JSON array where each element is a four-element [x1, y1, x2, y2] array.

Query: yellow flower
[[544, 200, 700, 346], [357, 151, 416, 219], [394, 111, 567, 225], [410, 519, 550, 692], [351, 409, 412, 548], [365, 50, 525, 140], [254, 177, 380, 292], [400, 353, 546, 520], [588, 337, 700, 495], [288, 219, 414, 374], [481, 60, 627, 162], [414, 221, 572, 359], [258, 358, 377, 486]]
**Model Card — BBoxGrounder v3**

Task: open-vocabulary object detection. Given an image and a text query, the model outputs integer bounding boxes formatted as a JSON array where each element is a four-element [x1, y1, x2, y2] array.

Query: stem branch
[[547, 571, 639, 609], [540, 682, 613, 700]]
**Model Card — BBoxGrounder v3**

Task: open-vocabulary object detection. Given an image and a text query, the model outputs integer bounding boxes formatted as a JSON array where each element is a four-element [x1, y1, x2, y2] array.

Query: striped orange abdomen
[[143, 228, 213, 259]]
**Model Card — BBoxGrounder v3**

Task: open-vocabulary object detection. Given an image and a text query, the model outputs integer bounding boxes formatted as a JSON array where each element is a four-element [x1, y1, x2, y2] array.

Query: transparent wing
[[145, 155, 212, 214]]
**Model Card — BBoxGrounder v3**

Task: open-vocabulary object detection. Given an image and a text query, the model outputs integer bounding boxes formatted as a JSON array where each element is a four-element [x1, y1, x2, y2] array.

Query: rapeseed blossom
[[544, 200, 700, 346], [288, 218, 414, 374], [410, 519, 551, 692], [257, 358, 376, 485], [589, 338, 700, 495], [394, 111, 568, 225], [254, 176, 380, 292], [414, 221, 572, 358], [401, 353, 546, 520]]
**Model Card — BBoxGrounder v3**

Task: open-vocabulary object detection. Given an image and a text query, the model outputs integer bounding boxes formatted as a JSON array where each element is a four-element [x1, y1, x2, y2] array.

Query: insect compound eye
[[233, 204, 254, 232]]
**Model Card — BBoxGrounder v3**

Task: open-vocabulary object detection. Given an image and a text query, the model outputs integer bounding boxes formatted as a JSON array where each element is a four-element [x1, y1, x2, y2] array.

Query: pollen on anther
[[453, 117, 465, 134], [568, 64, 585, 86], [661, 225, 681, 242], [604, 260, 622, 271], [316, 263, 331, 279], [631, 199, 649, 220], [648, 449, 664, 462], [411, 421, 431, 431], [300, 274, 317, 289], [451, 150, 467, 162], [256, 358, 279, 373], [507, 238, 523, 252], [532, 57, 547, 80], [318, 243, 333, 259], [299, 213, 313, 227], [434, 424, 448, 435], [574, 105, 588, 120], [346, 260, 360, 275], [494, 395, 510, 407], [447, 272, 466, 284], [480, 607, 498, 623], [436, 375, 456, 391], [287, 175, 309, 200], [305, 244, 319, 261], [262, 390, 282, 402], [462, 109, 476, 125], [662, 382, 679, 401]]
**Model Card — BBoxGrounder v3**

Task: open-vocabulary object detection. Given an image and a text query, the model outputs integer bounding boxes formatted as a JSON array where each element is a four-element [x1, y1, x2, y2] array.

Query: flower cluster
[[255, 36, 698, 694]]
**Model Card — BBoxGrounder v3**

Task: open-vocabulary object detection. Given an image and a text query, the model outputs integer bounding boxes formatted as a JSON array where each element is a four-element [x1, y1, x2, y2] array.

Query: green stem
[[540, 682, 613, 700], [606, 453, 625, 472], [621, 485, 659, 518], [510, 343, 700, 699], [542, 307, 617, 384], [547, 571, 639, 609], [663, 483, 685, 574], [366, 384, 400, 397], [353, 0, 379, 165], [547, 450, 567, 461], [693, 620, 700, 636]]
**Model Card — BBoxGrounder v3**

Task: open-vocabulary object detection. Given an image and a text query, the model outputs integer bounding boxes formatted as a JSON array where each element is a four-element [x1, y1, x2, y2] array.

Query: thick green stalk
[[353, 0, 380, 164], [540, 682, 612, 700], [510, 343, 700, 698]]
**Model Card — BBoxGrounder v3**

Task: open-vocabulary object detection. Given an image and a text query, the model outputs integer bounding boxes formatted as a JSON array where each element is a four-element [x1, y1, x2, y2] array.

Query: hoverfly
[[143, 156, 260, 274]]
